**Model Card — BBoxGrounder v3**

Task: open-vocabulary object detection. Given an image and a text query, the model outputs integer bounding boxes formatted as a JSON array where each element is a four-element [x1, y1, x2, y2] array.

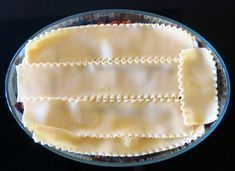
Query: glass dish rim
[[5, 9, 231, 167]]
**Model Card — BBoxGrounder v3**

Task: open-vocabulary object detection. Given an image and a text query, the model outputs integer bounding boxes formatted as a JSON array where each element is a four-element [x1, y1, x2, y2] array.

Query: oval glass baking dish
[[5, 9, 230, 167]]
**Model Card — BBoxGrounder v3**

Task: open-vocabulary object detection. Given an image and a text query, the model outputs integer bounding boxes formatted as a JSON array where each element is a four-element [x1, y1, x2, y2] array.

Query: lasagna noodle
[[22, 98, 194, 138], [17, 60, 179, 100], [179, 48, 219, 125], [33, 124, 204, 156], [25, 24, 196, 64]]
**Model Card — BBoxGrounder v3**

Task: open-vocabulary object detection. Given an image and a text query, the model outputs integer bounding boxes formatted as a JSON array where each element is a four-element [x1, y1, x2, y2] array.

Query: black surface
[[0, 0, 234, 170]]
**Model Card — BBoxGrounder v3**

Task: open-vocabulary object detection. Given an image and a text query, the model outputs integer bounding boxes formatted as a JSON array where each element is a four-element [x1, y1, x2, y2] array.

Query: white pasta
[[16, 23, 219, 156]]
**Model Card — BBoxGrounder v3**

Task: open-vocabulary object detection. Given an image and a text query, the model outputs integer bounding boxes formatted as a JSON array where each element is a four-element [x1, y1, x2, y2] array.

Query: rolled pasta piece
[[33, 124, 204, 156], [25, 24, 196, 64], [22, 97, 194, 138], [17, 58, 179, 100], [178, 48, 219, 125]]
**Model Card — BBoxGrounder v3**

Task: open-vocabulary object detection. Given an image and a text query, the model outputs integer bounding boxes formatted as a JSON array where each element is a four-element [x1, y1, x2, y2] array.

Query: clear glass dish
[[5, 9, 230, 167]]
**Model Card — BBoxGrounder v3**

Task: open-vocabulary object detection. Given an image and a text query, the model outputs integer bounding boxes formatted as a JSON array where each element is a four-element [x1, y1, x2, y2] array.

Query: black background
[[0, 0, 234, 170]]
